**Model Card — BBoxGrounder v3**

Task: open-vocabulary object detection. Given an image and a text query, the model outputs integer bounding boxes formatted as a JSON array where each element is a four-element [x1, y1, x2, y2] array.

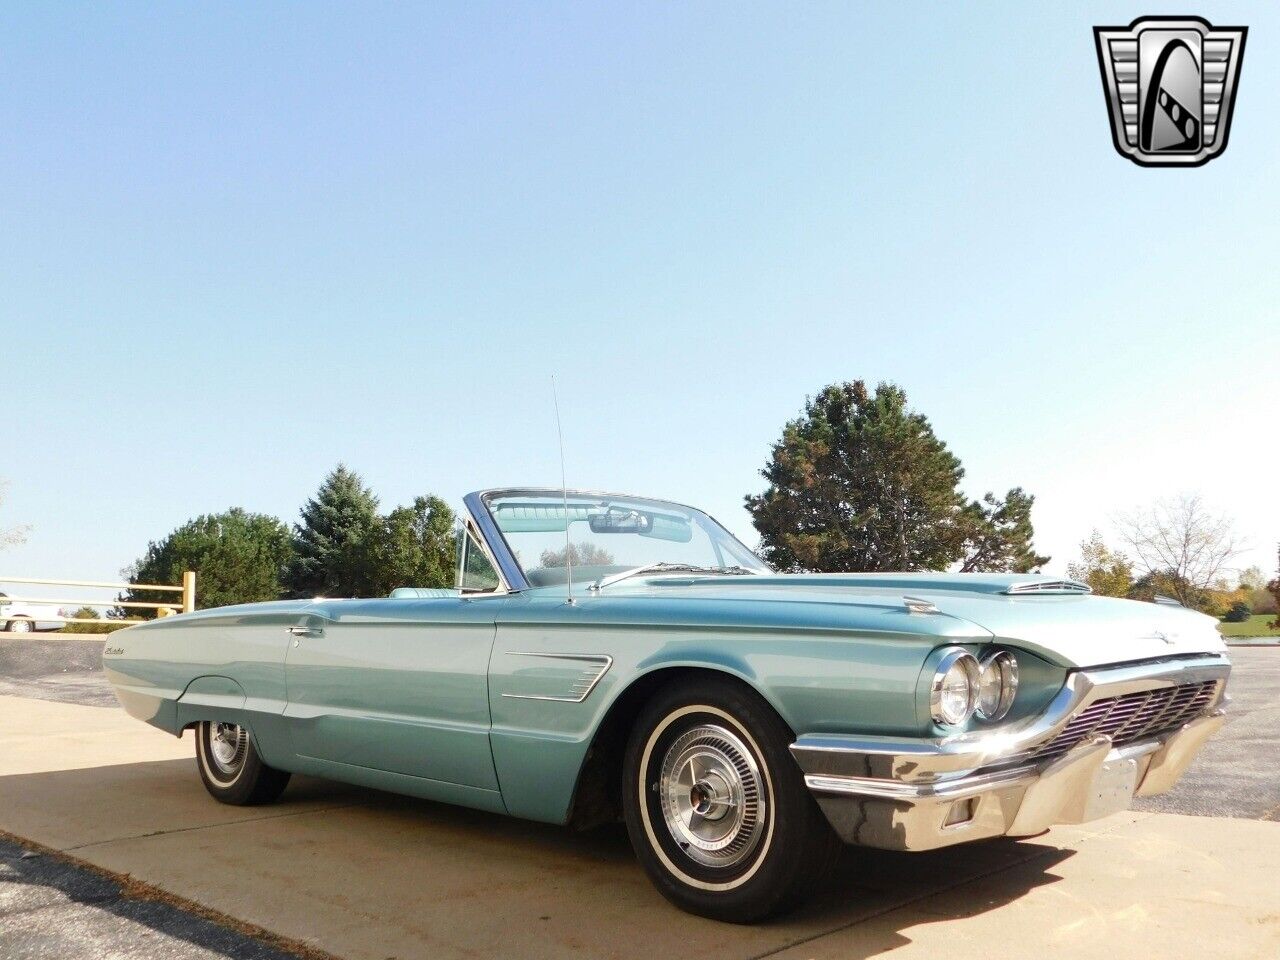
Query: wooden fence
[[0, 573, 195, 631]]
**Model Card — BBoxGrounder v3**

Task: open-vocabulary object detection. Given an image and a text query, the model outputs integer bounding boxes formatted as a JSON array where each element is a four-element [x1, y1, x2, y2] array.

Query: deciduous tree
[[1066, 531, 1134, 597], [368, 496, 457, 595], [0, 479, 30, 549], [1238, 566, 1266, 592], [540, 542, 615, 568], [1115, 495, 1243, 607], [123, 509, 293, 617], [1269, 546, 1280, 629]]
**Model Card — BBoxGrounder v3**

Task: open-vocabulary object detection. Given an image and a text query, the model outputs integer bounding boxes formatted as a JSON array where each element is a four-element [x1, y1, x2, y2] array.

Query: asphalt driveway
[[1134, 646, 1280, 819]]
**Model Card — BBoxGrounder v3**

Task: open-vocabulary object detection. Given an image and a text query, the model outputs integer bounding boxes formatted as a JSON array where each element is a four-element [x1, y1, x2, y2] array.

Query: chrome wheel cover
[[658, 723, 766, 868], [208, 722, 247, 776]]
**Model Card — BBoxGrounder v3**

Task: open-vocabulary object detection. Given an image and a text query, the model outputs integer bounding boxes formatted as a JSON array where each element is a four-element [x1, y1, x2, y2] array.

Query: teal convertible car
[[104, 488, 1230, 921]]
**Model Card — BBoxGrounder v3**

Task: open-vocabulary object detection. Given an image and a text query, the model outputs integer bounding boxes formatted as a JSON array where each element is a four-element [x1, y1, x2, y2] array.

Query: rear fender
[[174, 676, 291, 771]]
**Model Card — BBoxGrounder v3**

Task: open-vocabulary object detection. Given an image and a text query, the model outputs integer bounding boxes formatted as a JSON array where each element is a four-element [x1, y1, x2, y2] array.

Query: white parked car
[[0, 592, 53, 632]]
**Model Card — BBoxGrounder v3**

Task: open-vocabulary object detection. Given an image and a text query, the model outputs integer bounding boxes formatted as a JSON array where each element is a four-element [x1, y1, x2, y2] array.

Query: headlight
[[930, 648, 980, 726], [976, 650, 1018, 721]]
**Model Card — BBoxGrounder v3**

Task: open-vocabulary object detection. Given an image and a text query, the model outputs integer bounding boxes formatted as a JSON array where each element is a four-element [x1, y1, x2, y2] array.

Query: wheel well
[[566, 666, 778, 830]]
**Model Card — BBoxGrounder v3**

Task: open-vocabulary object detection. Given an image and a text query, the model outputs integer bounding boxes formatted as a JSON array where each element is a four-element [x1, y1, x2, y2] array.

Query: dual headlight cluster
[[930, 647, 1018, 727]]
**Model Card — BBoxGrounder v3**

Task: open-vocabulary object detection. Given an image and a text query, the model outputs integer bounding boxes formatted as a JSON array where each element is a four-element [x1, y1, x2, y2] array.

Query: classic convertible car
[[104, 488, 1230, 921]]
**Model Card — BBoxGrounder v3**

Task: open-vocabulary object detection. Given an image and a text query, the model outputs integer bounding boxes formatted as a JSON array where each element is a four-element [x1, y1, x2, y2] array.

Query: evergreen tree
[[746, 381, 1046, 572], [959, 488, 1049, 573], [285, 464, 381, 597]]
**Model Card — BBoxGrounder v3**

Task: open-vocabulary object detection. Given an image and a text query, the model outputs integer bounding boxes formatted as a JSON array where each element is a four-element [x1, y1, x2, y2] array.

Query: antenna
[[551, 376, 574, 604]]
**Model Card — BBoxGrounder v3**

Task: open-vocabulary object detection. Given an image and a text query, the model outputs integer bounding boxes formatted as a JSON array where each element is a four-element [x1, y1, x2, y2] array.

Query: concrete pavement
[[2, 694, 1279, 959]]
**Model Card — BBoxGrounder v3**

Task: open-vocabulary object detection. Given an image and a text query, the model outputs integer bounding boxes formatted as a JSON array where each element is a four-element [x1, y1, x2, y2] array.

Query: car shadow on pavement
[[0, 836, 324, 960], [1, 759, 1076, 960]]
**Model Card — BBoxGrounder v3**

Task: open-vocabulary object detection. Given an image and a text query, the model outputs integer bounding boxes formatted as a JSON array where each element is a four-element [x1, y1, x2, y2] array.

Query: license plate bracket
[[1081, 756, 1138, 821]]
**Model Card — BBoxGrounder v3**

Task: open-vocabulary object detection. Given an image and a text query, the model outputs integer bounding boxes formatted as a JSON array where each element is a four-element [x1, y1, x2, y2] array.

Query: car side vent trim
[[1002, 580, 1092, 596], [501, 653, 614, 703]]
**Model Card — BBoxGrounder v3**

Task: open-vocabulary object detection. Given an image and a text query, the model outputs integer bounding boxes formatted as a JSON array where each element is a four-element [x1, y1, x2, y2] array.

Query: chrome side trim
[[500, 652, 613, 703], [804, 734, 1165, 802], [806, 763, 1037, 801]]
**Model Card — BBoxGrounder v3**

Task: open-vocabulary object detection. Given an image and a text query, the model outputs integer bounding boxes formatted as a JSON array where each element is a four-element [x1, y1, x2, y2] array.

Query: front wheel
[[5, 618, 34, 633], [622, 677, 840, 922], [194, 721, 291, 805]]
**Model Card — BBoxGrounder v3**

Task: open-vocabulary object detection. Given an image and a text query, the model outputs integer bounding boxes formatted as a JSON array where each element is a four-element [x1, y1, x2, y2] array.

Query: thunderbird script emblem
[[1094, 17, 1246, 166]]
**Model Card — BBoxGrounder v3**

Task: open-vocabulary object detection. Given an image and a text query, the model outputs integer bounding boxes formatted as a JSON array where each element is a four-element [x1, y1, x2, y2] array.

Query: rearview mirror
[[588, 508, 653, 534]]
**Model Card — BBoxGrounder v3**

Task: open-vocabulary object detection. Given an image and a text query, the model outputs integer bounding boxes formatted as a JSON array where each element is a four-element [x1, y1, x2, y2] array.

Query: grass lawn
[[1218, 614, 1280, 638]]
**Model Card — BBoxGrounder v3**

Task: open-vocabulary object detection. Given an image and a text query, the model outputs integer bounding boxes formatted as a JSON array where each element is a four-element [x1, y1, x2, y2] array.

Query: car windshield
[[481, 492, 770, 588]]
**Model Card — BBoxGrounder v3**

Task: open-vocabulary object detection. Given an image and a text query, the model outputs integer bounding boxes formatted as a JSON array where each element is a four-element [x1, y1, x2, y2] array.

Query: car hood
[[607, 572, 1227, 668]]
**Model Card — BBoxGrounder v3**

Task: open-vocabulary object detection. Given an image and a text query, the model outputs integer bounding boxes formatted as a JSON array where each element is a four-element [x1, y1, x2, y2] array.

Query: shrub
[[60, 607, 117, 635], [1250, 587, 1278, 616], [1222, 601, 1252, 623]]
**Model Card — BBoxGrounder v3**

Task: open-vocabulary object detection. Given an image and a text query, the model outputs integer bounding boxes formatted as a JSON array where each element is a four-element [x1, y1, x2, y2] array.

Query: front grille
[[1027, 680, 1221, 762]]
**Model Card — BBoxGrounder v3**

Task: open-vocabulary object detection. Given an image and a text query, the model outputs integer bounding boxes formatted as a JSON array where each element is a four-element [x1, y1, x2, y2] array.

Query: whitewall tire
[[622, 676, 840, 922], [195, 720, 291, 805]]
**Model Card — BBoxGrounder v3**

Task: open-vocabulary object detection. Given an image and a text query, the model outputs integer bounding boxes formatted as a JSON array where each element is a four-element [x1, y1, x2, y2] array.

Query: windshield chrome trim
[[463, 492, 529, 592], [465, 487, 770, 592]]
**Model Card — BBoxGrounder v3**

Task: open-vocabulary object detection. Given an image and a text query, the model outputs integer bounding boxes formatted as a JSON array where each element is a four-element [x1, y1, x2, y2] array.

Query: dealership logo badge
[[1094, 17, 1246, 166]]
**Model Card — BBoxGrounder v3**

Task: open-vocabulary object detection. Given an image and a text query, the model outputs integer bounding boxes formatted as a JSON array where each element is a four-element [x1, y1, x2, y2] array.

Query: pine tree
[[285, 464, 381, 598], [959, 488, 1049, 573], [746, 381, 1046, 573]]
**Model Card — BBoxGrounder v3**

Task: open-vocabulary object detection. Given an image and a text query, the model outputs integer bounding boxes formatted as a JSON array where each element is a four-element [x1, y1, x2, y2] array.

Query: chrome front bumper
[[791, 654, 1230, 852]]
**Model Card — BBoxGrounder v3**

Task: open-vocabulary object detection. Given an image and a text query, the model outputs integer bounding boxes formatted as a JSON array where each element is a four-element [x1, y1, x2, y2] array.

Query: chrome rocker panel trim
[[791, 654, 1229, 851]]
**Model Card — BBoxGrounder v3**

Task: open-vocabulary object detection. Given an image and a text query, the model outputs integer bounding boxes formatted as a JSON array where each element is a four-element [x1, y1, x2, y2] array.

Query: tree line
[[1067, 514, 1278, 621], [121, 465, 456, 617], [109, 379, 1277, 625]]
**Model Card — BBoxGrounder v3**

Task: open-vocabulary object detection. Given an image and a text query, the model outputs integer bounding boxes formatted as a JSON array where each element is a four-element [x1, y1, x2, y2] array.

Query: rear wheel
[[622, 676, 840, 922], [195, 721, 290, 805]]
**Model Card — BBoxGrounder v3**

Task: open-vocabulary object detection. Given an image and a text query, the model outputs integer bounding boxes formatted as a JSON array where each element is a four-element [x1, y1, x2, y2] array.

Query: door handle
[[288, 625, 324, 638]]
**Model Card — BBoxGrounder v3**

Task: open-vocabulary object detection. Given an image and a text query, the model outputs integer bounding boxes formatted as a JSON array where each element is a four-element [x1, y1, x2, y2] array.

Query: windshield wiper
[[589, 562, 759, 592]]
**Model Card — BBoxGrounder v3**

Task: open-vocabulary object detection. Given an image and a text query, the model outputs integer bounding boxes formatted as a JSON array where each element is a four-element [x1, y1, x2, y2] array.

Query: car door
[[282, 596, 502, 791]]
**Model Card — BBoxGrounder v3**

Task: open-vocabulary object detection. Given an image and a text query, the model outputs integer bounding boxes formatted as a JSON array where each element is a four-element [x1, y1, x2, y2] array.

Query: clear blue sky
[[3, 3, 1277, 604]]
